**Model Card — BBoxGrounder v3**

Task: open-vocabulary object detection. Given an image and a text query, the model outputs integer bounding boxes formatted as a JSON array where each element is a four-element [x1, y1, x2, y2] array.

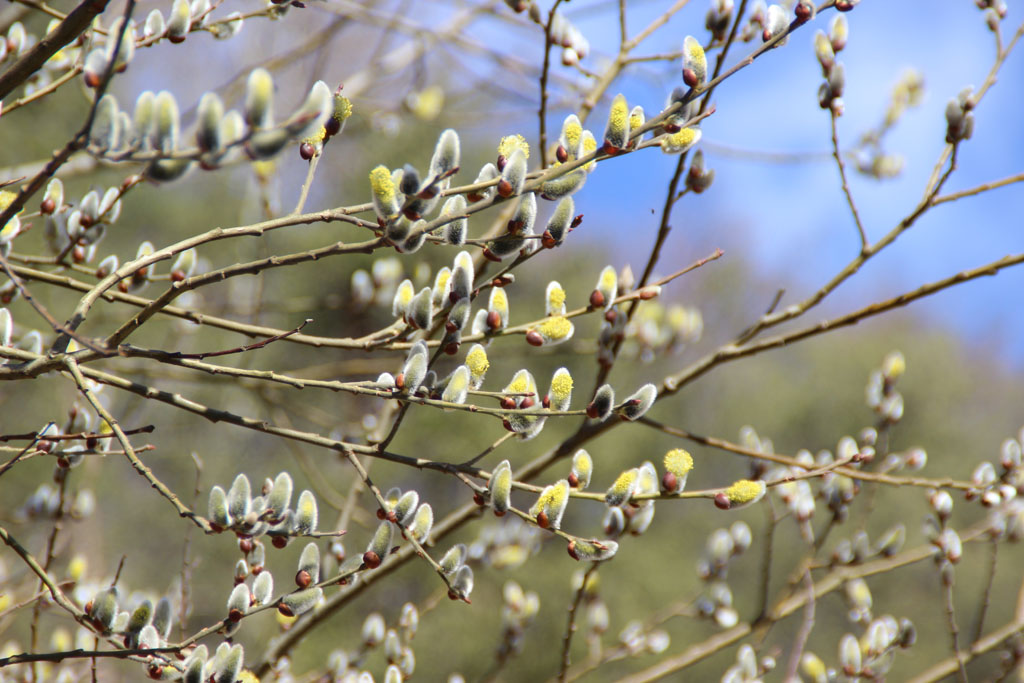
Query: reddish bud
[[497, 179, 514, 197], [589, 290, 605, 309], [277, 603, 295, 617], [714, 493, 731, 509], [486, 310, 502, 330], [526, 330, 544, 346], [567, 541, 580, 560], [272, 536, 288, 549], [239, 538, 253, 554], [299, 142, 316, 161], [604, 309, 617, 323], [536, 510, 550, 528], [41, 198, 56, 214], [170, 269, 186, 283], [683, 68, 698, 88], [84, 72, 102, 88], [556, 145, 568, 163], [444, 341, 460, 355], [295, 569, 312, 589], [483, 248, 502, 263], [473, 492, 486, 506], [228, 608, 244, 623], [542, 395, 551, 409], [662, 472, 678, 492], [663, 122, 681, 134], [541, 231, 557, 249], [394, 373, 406, 390], [496, 154, 507, 172], [324, 117, 341, 138], [362, 550, 382, 569], [568, 472, 579, 488]]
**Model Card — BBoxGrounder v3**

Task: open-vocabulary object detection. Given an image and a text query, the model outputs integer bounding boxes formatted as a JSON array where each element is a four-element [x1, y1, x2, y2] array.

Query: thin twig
[[538, 0, 567, 168], [63, 357, 214, 533], [784, 570, 816, 680], [757, 498, 777, 621], [459, 431, 516, 467], [558, 563, 599, 682], [0, 422, 53, 478], [829, 110, 868, 251], [145, 319, 312, 360], [932, 170, 1024, 205], [291, 152, 322, 216], [972, 538, 999, 643], [941, 564, 969, 683]]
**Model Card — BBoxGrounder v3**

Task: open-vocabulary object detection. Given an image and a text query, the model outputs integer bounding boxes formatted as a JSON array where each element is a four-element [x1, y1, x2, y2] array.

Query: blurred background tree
[[0, 0, 1022, 681]]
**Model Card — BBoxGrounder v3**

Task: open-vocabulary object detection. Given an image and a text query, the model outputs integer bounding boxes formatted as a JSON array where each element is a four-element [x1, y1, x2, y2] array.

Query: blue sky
[[545, 1, 1024, 364]]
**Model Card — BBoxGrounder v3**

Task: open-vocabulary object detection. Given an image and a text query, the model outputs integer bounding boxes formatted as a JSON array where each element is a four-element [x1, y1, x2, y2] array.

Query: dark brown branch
[[138, 319, 312, 360], [0, 425, 155, 442], [0, 0, 111, 100]]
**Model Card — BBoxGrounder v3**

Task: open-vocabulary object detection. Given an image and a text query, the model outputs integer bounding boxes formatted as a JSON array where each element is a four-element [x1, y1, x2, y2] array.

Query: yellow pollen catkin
[[608, 95, 628, 131], [664, 449, 694, 476], [669, 129, 697, 147], [334, 95, 353, 121], [467, 347, 489, 376], [548, 286, 566, 310], [550, 372, 573, 401], [369, 166, 395, 202], [564, 121, 582, 147], [498, 134, 530, 160], [491, 288, 508, 313], [725, 479, 766, 504], [537, 316, 572, 340]]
